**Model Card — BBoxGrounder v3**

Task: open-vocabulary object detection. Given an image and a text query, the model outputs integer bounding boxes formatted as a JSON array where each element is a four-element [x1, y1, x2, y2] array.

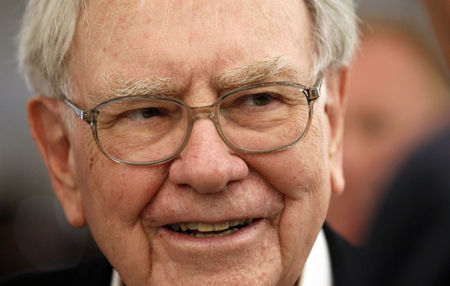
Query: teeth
[[230, 220, 239, 227], [188, 228, 239, 238], [188, 222, 198, 230], [214, 221, 229, 231], [170, 219, 255, 236], [198, 223, 215, 232]]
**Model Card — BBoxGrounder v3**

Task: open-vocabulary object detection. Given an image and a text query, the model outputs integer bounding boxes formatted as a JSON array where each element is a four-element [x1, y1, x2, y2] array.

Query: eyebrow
[[96, 74, 181, 104], [212, 56, 300, 90], [97, 57, 300, 103]]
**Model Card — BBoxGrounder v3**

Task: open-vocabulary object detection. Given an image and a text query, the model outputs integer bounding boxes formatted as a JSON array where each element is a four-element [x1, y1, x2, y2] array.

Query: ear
[[324, 68, 348, 196], [27, 96, 86, 227]]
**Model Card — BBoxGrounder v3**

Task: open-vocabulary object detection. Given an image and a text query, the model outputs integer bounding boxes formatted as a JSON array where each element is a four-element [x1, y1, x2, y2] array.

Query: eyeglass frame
[[63, 80, 321, 167]]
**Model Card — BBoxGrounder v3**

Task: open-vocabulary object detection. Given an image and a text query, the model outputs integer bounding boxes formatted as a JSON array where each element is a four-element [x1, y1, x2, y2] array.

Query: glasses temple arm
[[63, 98, 93, 123], [306, 79, 321, 101]]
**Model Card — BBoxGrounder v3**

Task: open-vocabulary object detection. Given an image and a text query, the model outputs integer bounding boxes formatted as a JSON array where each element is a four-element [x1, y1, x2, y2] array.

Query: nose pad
[[168, 118, 249, 194]]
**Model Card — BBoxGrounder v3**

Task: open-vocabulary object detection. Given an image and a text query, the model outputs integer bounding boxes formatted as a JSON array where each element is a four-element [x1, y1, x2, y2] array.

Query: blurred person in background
[[363, 1, 450, 284], [327, 22, 450, 245], [421, 0, 450, 67], [364, 100, 450, 286]]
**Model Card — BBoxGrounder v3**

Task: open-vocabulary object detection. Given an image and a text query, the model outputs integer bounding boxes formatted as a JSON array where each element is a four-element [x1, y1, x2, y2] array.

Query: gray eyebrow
[[94, 57, 301, 104], [212, 56, 300, 90], [99, 74, 181, 101]]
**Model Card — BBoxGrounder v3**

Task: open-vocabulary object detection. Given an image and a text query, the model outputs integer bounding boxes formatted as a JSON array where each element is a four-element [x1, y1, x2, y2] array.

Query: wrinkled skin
[[28, 0, 346, 285]]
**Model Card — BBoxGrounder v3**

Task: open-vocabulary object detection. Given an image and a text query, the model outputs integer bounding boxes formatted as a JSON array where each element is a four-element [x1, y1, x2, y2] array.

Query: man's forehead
[[79, 0, 309, 43], [72, 0, 314, 102], [84, 0, 305, 18]]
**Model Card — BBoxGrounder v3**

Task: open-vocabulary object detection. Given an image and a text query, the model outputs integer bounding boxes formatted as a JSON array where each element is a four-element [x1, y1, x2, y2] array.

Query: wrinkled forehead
[[78, 0, 310, 42], [70, 0, 314, 99]]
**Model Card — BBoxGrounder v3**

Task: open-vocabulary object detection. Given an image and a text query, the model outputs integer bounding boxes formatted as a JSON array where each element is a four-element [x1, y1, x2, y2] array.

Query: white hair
[[18, 1, 85, 98], [18, 0, 358, 98], [305, 0, 359, 78]]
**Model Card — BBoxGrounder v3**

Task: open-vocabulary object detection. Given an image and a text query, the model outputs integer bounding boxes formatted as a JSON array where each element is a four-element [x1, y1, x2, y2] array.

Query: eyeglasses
[[63, 81, 321, 166]]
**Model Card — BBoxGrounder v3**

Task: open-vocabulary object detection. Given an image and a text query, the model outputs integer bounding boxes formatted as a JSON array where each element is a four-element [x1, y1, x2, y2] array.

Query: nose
[[168, 118, 249, 194]]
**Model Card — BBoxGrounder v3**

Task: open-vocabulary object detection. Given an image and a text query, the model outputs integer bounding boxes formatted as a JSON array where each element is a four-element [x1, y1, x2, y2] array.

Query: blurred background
[[0, 0, 448, 282], [327, 1, 450, 245]]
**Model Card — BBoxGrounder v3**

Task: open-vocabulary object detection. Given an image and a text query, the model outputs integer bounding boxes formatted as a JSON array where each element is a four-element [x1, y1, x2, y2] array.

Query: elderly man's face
[[32, 0, 345, 285]]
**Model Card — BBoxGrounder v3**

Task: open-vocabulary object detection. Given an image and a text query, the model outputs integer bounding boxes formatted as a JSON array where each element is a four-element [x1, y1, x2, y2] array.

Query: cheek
[[85, 164, 169, 226], [249, 142, 331, 226], [242, 126, 331, 281], [71, 131, 170, 226], [69, 130, 174, 282], [244, 120, 329, 201]]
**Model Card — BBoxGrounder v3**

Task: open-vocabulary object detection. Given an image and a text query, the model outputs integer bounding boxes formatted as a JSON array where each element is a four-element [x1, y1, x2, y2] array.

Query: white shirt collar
[[111, 267, 121, 286], [111, 229, 333, 286], [298, 229, 333, 286]]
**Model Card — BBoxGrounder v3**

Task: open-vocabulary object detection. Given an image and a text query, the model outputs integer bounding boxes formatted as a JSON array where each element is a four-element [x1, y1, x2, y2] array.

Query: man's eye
[[245, 93, 274, 106], [123, 107, 162, 120]]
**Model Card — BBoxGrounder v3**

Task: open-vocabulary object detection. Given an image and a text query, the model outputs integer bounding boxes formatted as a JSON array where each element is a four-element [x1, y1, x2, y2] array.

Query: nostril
[[170, 159, 248, 194]]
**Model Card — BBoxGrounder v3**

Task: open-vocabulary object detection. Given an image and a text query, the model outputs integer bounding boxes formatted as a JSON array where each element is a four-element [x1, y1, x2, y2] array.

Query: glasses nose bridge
[[190, 104, 216, 121], [184, 104, 225, 147]]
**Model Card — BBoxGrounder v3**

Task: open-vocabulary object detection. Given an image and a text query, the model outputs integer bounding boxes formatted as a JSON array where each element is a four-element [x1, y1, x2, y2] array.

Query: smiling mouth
[[166, 219, 256, 238]]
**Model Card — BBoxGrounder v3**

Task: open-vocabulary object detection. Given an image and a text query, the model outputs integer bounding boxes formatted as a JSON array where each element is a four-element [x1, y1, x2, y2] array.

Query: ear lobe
[[27, 96, 86, 227], [324, 69, 348, 196]]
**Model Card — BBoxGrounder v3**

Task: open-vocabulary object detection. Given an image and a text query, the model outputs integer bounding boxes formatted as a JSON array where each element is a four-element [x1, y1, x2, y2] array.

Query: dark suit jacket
[[1, 225, 362, 286], [0, 256, 112, 286], [364, 127, 450, 286], [323, 224, 364, 286]]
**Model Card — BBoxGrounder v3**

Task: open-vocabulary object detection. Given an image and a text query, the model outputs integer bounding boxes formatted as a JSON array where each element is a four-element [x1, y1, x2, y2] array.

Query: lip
[[156, 218, 268, 251]]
